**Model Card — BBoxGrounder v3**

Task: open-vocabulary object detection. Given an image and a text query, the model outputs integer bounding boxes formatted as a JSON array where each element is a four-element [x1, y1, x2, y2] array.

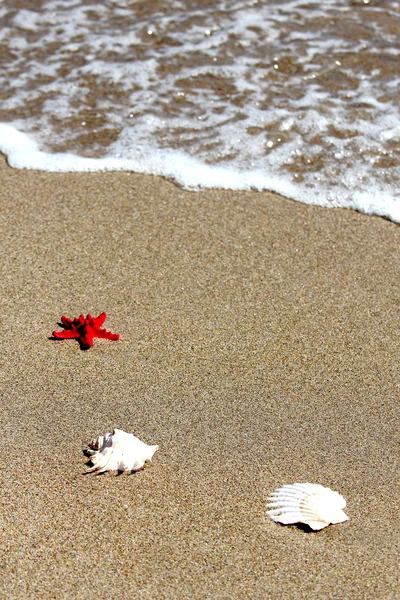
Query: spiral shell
[[85, 428, 158, 473], [266, 483, 349, 530]]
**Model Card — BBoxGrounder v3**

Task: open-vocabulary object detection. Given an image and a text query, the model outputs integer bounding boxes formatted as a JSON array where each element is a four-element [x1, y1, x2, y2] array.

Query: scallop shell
[[85, 428, 158, 473], [266, 483, 349, 531]]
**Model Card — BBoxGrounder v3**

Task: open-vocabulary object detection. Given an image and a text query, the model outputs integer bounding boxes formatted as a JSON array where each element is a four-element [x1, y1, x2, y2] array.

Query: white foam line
[[0, 123, 399, 223]]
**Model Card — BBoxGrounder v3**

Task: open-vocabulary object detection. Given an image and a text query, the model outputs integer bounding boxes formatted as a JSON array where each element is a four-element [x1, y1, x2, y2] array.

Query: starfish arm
[[108, 333, 121, 341], [95, 328, 120, 341], [80, 333, 95, 349], [93, 312, 107, 328], [53, 330, 80, 339], [60, 315, 73, 327]]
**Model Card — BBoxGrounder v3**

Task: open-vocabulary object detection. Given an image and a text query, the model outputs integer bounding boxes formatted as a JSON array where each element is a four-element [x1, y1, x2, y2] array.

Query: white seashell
[[266, 483, 349, 531], [85, 428, 159, 474]]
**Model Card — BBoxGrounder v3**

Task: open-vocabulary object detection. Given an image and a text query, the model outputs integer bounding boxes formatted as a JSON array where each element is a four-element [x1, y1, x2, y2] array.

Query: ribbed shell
[[266, 483, 348, 530], [86, 428, 158, 473]]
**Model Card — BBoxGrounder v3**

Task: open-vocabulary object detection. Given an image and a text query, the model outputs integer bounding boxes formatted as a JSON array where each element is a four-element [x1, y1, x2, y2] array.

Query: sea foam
[[0, 0, 399, 222]]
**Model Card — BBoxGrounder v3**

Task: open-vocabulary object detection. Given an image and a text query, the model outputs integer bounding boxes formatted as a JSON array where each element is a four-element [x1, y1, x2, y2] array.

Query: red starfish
[[52, 312, 120, 350]]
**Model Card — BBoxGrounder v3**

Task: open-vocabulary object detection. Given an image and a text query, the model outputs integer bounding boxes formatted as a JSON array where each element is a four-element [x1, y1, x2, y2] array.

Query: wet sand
[[0, 156, 399, 599]]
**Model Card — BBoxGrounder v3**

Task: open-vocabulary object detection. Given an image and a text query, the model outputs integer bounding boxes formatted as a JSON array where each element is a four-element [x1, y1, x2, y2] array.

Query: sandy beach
[[0, 155, 398, 599]]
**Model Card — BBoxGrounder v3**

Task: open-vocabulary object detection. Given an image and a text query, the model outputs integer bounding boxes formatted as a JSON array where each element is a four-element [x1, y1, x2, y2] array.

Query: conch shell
[[266, 483, 349, 531], [85, 428, 158, 473]]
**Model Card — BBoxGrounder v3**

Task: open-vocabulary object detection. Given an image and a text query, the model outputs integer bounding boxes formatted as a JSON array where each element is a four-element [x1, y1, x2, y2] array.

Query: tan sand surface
[[0, 156, 399, 599]]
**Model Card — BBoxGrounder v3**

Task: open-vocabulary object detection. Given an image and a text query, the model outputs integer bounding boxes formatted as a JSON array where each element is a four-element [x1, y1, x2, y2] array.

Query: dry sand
[[0, 156, 399, 599]]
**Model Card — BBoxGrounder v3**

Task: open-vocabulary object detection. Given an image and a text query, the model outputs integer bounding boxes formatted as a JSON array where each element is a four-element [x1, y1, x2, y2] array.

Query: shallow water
[[0, 0, 399, 220]]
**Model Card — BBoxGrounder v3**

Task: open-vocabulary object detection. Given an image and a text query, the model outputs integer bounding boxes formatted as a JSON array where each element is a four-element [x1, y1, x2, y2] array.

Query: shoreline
[[0, 156, 399, 599]]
